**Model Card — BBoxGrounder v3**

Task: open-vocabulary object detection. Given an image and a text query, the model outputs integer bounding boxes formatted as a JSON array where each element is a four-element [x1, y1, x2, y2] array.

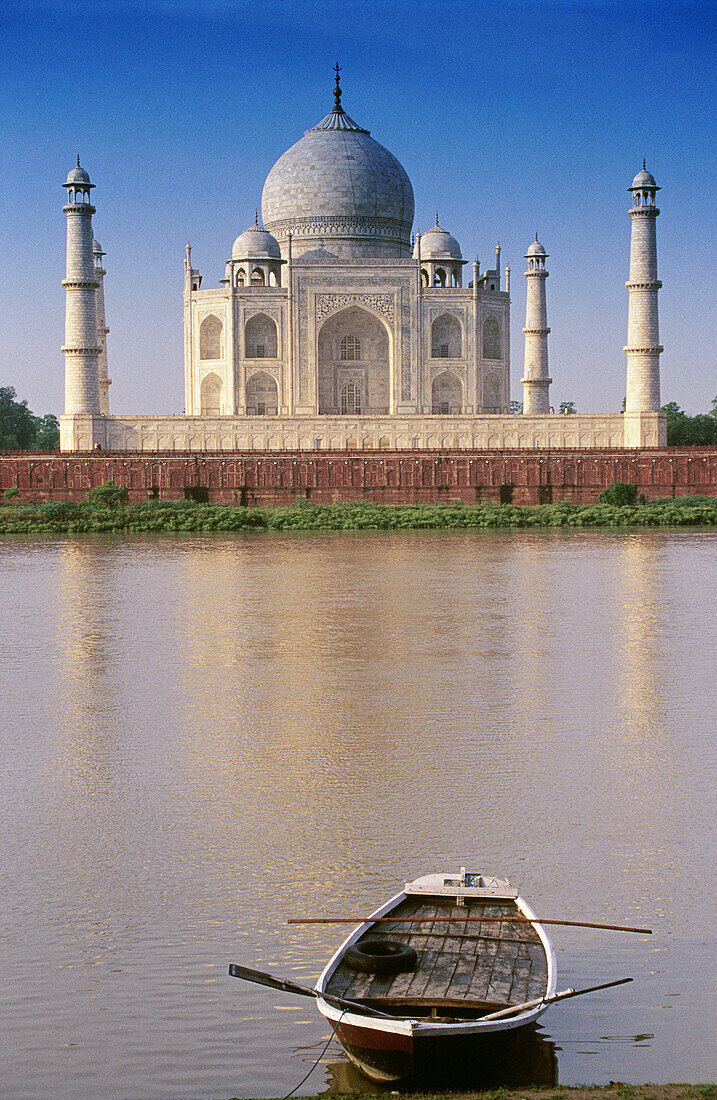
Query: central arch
[[317, 306, 392, 416]]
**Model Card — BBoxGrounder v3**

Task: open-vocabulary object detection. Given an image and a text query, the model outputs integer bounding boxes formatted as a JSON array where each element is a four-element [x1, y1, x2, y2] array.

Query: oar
[[228, 963, 394, 1019], [479, 976, 633, 1021], [288, 917, 652, 934]]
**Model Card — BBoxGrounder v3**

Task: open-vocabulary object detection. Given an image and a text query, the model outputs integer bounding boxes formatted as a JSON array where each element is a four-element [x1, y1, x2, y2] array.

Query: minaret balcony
[[625, 280, 662, 291]]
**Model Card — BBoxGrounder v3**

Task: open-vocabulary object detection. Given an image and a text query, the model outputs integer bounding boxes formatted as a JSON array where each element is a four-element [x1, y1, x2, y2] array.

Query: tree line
[[662, 400, 717, 446], [0, 387, 59, 450]]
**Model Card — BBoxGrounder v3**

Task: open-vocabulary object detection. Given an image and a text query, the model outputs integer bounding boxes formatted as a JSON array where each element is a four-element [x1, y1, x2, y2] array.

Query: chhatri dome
[[629, 161, 659, 191], [526, 234, 547, 257], [261, 65, 414, 261], [65, 156, 91, 187], [231, 214, 282, 260], [414, 216, 462, 259]]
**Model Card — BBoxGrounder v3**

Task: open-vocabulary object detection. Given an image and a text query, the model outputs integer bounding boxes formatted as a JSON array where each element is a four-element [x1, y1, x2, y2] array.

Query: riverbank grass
[[241, 1087, 714, 1100], [1, 496, 717, 534]]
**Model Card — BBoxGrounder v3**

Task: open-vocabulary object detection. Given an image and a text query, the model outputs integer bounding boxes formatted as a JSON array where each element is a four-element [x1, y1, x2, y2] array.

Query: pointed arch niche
[[199, 314, 223, 359], [245, 313, 278, 359], [482, 316, 502, 360], [246, 371, 278, 415], [431, 371, 462, 414], [317, 305, 391, 416], [431, 313, 462, 358], [200, 372, 223, 415], [483, 372, 501, 412]]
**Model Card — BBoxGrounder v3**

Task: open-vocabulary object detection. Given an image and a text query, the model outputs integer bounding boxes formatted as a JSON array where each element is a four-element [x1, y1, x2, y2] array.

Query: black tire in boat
[[344, 938, 418, 975]]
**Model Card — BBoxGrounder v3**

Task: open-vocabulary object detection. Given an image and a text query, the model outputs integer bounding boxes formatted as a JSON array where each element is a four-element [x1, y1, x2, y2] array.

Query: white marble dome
[[526, 236, 547, 257], [65, 159, 91, 186], [261, 99, 414, 260], [231, 222, 281, 260], [630, 165, 658, 191], [415, 221, 462, 260]]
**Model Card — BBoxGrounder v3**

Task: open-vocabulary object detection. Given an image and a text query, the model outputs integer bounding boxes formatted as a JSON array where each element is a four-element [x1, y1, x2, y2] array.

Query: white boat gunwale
[[314, 874, 557, 1041]]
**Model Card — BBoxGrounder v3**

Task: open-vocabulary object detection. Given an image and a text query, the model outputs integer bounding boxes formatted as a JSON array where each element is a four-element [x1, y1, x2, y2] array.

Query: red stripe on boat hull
[[334, 1020, 558, 1086], [335, 1021, 413, 1082]]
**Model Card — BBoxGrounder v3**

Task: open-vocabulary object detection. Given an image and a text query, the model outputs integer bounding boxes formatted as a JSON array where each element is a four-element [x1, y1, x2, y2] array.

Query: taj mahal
[[59, 69, 666, 453]]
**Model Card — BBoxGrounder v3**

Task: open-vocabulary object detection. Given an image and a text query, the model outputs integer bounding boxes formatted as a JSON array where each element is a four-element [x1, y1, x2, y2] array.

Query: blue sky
[[1, 0, 715, 416]]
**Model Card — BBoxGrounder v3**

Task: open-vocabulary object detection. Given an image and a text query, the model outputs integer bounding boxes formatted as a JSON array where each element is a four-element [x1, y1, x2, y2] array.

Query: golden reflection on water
[[614, 535, 667, 742], [3, 529, 714, 1099]]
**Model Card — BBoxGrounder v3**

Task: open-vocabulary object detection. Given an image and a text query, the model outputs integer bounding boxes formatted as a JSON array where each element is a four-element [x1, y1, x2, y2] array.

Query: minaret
[[624, 163, 662, 413], [521, 236, 552, 414], [93, 238, 111, 415], [62, 159, 100, 415]]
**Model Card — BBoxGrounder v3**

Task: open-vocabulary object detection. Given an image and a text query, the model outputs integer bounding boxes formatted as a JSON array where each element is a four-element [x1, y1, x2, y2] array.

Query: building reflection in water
[[614, 533, 667, 744], [54, 538, 136, 961], [171, 532, 530, 877]]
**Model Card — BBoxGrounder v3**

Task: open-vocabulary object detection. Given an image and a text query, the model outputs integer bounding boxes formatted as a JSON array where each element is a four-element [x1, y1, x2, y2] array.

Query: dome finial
[[333, 62, 342, 111], [255, 210, 259, 227], [77, 154, 81, 167], [643, 157, 646, 170], [435, 210, 439, 226]]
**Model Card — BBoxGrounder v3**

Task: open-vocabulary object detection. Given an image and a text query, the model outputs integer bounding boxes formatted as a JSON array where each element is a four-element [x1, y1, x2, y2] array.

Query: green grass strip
[[1, 497, 717, 535]]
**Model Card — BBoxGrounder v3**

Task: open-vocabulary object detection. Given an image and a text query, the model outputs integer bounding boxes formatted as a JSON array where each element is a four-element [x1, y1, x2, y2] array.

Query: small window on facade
[[440, 344, 449, 358], [256, 345, 265, 358], [340, 335, 361, 361], [256, 401, 266, 415], [341, 382, 362, 414], [440, 401, 449, 415]]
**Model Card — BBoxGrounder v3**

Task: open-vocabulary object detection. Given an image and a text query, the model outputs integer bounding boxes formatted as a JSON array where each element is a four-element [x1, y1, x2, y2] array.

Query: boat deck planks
[[325, 896, 548, 1009]]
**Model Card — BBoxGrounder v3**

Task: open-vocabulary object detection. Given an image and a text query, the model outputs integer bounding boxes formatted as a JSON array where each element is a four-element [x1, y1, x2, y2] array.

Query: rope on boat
[[280, 1009, 347, 1100]]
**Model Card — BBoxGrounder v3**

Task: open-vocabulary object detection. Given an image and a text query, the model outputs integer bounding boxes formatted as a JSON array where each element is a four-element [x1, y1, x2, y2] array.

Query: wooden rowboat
[[314, 869, 557, 1083]]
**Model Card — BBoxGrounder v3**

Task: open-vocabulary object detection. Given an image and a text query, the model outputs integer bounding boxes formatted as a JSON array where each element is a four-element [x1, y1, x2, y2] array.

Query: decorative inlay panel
[[429, 307, 465, 323], [242, 306, 282, 321], [315, 293, 395, 324]]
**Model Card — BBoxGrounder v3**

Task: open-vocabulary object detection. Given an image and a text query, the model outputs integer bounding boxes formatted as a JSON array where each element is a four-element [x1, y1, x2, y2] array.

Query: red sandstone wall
[[1, 448, 716, 505]]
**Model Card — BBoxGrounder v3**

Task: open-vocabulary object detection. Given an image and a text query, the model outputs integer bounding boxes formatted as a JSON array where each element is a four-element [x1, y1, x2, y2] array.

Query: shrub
[[39, 500, 72, 519], [85, 480, 128, 507], [598, 482, 638, 506], [3, 486, 19, 500]]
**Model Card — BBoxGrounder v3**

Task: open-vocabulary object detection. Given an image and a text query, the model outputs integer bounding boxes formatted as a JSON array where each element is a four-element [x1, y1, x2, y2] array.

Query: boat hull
[[335, 1018, 413, 1083], [333, 1016, 557, 1085]]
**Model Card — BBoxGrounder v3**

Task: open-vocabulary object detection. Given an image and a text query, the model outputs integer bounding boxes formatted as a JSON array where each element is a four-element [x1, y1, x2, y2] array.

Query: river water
[[1, 529, 715, 1098]]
